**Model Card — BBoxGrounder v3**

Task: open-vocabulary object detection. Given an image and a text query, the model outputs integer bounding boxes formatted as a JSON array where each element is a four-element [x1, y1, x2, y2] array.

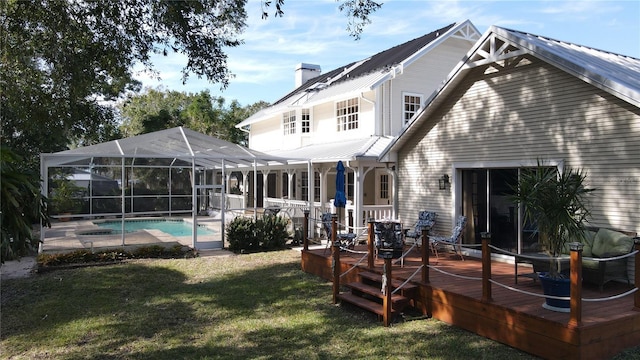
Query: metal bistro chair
[[321, 213, 357, 252], [404, 211, 437, 249], [430, 215, 467, 261]]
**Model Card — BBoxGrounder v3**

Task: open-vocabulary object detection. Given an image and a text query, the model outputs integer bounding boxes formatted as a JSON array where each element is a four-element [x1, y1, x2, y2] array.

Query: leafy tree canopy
[[1, 0, 381, 167], [118, 88, 269, 146]]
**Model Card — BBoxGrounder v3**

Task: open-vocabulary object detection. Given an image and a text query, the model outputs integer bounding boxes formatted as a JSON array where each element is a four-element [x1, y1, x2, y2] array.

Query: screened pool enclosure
[[40, 127, 302, 250]]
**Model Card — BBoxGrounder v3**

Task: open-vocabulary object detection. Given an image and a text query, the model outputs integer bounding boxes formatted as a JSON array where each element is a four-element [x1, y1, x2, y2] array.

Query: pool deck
[[41, 217, 225, 254]]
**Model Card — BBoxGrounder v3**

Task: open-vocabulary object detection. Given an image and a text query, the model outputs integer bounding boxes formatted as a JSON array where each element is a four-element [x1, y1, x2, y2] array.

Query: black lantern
[[374, 221, 404, 259], [439, 174, 450, 190]]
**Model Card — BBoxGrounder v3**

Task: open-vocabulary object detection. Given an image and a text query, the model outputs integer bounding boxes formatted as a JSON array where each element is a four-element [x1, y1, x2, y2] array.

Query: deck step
[[337, 292, 396, 317], [358, 270, 417, 295], [346, 282, 410, 306]]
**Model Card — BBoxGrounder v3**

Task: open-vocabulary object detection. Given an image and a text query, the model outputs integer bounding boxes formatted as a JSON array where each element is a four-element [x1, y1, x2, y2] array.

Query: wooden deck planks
[[301, 246, 640, 359]]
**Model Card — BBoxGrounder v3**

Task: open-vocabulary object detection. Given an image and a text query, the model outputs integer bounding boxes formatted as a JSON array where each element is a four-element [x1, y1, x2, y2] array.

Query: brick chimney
[[295, 63, 321, 87]]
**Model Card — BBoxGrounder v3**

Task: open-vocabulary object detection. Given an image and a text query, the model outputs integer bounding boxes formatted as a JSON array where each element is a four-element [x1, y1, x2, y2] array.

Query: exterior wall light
[[439, 174, 450, 190]]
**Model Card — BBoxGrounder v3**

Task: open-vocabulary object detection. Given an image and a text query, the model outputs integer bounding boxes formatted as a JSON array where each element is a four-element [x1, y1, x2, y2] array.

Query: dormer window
[[336, 98, 359, 131], [403, 93, 423, 125], [283, 110, 296, 135]]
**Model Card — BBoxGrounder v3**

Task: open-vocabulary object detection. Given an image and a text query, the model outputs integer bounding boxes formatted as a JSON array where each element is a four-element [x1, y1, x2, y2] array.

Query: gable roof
[[380, 25, 640, 159], [237, 20, 480, 128]]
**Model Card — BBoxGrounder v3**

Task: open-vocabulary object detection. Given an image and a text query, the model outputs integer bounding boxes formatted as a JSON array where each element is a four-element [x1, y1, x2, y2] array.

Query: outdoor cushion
[[591, 228, 633, 258], [580, 230, 597, 257], [561, 229, 596, 256]]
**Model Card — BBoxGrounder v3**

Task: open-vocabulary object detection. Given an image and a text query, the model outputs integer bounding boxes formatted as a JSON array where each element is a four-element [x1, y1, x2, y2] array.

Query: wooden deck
[[301, 245, 640, 360]]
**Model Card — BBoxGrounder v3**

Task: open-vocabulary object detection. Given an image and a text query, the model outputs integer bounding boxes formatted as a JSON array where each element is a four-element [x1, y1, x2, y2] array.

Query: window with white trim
[[301, 171, 309, 201], [336, 98, 358, 131], [283, 110, 296, 135], [301, 108, 310, 133], [403, 93, 423, 125]]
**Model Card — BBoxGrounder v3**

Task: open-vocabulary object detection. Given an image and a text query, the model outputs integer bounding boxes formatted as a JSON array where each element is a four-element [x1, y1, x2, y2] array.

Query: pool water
[[94, 219, 215, 236]]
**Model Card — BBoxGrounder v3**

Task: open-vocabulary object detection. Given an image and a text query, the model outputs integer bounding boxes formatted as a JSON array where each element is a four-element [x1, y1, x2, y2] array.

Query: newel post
[[481, 232, 492, 303], [303, 210, 310, 251], [421, 227, 430, 284], [634, 238, 640, 309], [331, 214, 340, 304], [568, 242, 583, 328], [367, 218, 375, 269], [383, 257, 392, 327]]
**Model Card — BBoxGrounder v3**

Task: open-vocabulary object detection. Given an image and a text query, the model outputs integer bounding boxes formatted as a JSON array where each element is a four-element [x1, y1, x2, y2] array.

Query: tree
[[118, 88, 268, 146], [1, 0, 381, 167]]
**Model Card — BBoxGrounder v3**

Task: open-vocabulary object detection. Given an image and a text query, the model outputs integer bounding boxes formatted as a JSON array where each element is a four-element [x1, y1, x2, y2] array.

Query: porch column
[[354, 164, 364, 231], [241, 170, 250, 209], [389, 165, 398, 220], [319, 166, 330, 212], [261, 169, 270, 206], [287, 169, 295, 201]]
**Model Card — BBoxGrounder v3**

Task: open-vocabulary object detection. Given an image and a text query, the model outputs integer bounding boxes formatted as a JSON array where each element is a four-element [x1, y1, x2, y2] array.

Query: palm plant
[[512, 161, 595, 279], [1, 146, 50, 262]]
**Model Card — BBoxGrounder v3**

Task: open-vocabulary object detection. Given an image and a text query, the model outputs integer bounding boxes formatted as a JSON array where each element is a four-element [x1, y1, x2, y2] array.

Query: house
[[235, 20, 481, 230], [380, 25, 640, 257]]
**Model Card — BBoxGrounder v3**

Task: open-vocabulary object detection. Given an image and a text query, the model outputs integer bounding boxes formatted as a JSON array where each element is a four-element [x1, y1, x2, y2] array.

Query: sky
[[133, 0, 640, 106]]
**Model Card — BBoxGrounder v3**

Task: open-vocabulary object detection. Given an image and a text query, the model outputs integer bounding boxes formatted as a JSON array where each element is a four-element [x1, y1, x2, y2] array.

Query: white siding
[[249, 116, 282, 152], [389, 38, 475, 136], [397, 60, 640, 234]]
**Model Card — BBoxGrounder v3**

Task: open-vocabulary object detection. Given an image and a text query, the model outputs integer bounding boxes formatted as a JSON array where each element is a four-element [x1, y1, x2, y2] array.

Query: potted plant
[[50, 178, 83, 221], [512, 161, 595, 311]]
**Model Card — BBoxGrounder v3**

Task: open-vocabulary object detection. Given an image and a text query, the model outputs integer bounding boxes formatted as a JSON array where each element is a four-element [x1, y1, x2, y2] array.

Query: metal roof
[[265, 136, 395, 164], [42, 127, 298, 169], [381, 25, 640, 159], [237, 21, 477, 128], [493, 26, 640, 107]]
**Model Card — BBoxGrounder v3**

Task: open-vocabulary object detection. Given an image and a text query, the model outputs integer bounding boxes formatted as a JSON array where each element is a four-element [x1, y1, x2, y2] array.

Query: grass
[[1, 249, 638, 360]]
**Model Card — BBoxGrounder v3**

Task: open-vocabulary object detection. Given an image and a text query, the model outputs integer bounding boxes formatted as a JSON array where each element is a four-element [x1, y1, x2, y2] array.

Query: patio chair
[[430, 215, 467, 261], [404, 211, 437, 248], [321, 213, 357, 252]]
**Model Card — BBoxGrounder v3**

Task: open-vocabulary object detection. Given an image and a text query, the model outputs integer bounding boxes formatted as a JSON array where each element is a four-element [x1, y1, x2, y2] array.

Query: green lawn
[[0, 249, 637, 359]]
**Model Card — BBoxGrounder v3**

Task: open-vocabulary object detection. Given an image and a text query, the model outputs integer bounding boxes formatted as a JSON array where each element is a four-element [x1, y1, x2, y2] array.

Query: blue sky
[[133, 0, 640, 106]]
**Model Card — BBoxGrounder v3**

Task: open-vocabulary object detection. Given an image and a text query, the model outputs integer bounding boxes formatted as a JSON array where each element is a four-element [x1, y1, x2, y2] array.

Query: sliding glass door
[[461, 168, 520, 253]]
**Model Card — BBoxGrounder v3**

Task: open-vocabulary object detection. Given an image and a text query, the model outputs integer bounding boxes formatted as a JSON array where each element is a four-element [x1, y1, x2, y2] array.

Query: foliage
[[118, 89, 266, 146], [1, 0, 379, 169], [0, 251, 544, 359], [338, 0, 383, 40], [0, 147, 49, 263], [511, 161, 595, 279], [36, 245, 196, 268], [226, 215, 290, 253], [49, 178, 84, 215]]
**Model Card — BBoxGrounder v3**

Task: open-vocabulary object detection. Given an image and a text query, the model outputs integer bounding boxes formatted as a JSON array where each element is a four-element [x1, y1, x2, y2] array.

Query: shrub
[[226, 215, 290, 253], [227, 216, 257, 253], [257, 215, 289, 249], [37, 245, 196, 268]]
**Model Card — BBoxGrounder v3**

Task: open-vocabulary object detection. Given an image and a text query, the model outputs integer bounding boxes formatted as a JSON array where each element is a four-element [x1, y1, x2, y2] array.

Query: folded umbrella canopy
[[334, 161, 346, 209]]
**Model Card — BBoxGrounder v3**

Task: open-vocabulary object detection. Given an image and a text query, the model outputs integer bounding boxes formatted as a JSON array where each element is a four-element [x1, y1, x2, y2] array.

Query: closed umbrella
[[334, 161, 346, 230]]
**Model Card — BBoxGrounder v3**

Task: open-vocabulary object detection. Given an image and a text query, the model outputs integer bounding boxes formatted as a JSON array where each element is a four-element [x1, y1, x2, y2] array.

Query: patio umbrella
[[334, 161, 346, 230]]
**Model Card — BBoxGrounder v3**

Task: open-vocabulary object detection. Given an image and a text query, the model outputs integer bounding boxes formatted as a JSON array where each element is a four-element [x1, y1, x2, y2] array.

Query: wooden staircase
[[337, 270, 417, 322]]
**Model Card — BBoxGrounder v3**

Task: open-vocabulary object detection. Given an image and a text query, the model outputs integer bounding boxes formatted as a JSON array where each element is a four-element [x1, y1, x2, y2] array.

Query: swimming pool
[[92, 219, 215, 236]]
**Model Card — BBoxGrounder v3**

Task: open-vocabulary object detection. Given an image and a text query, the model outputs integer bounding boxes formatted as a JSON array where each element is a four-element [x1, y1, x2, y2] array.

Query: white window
[[403, 93, 423, 125], [336, 98, 359, 131], [283, 110, 296, 135], [301, 109, 311, 133]]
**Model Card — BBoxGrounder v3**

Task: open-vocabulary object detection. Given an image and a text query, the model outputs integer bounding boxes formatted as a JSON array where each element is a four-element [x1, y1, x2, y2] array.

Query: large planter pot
[[538, 272, 571, 312]]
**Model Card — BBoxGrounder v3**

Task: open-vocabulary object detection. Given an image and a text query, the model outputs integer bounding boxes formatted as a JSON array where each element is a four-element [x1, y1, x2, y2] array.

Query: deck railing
[[301, 215, 640, 327]]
